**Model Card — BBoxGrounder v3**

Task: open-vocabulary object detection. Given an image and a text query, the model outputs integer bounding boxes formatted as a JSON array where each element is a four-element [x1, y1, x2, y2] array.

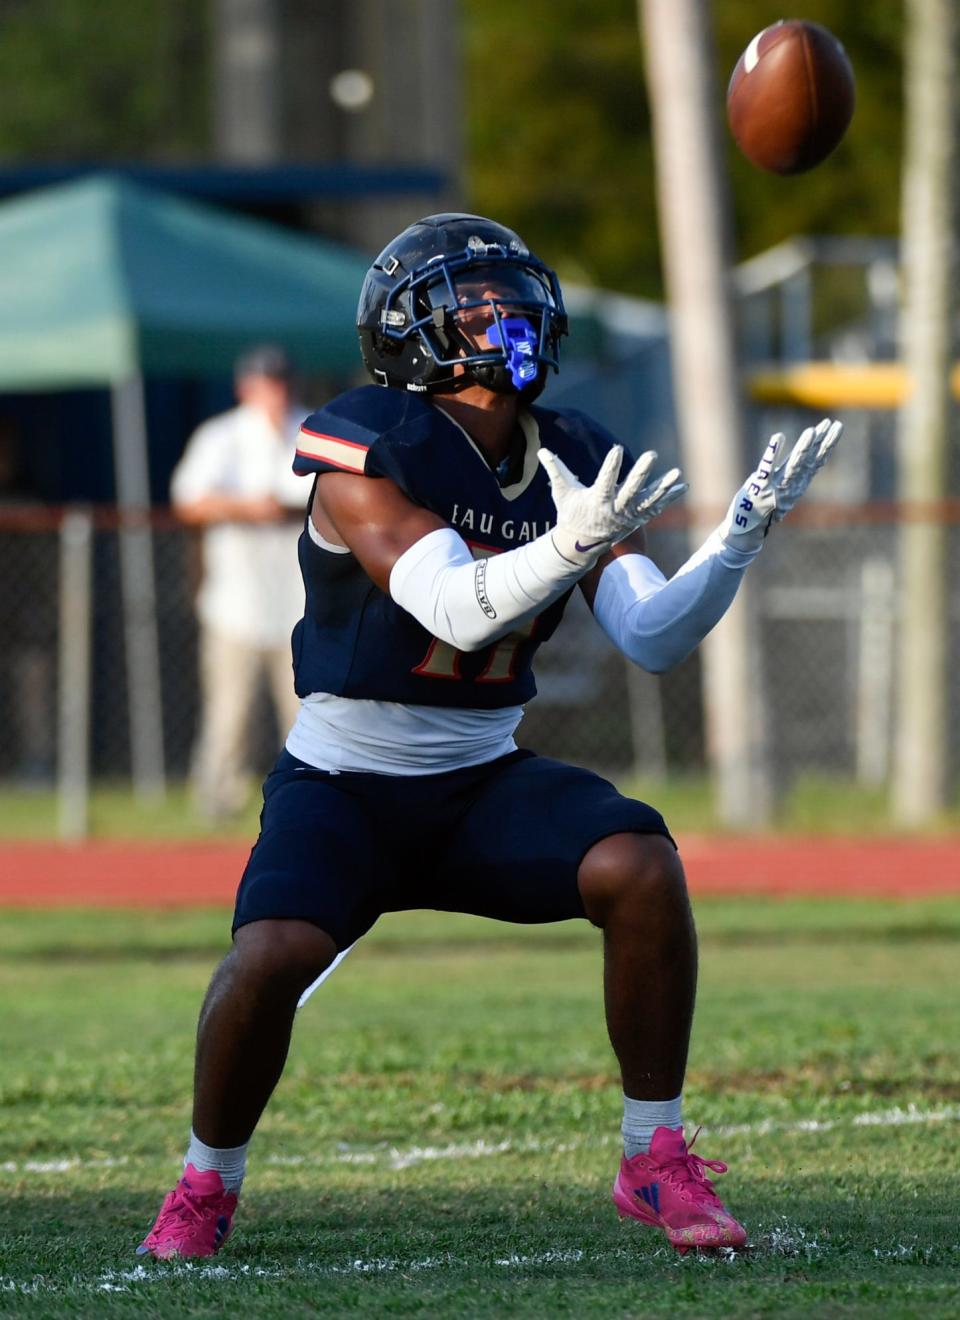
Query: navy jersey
[[290, 386, 629, 709]]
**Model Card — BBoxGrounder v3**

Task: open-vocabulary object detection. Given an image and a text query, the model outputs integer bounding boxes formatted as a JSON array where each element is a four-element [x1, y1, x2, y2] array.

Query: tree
[[0, 0, 209, 159], [0, 3, 906, 297], [463, 0, 903, 296]]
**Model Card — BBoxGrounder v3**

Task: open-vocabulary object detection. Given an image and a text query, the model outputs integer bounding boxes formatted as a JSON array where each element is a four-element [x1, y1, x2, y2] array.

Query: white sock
[[621, 1094, 683, 1158], [184, 1129, 248, 1194]]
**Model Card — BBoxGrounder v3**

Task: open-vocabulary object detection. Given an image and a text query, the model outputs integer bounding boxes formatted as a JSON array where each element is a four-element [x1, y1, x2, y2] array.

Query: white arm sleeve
[[388, 526, 587, 652], [592, 530, 759, 673]]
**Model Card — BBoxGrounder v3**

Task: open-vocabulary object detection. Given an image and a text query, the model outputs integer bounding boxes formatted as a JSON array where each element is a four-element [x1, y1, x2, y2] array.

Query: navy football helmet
[[356, 213, 567, 399]]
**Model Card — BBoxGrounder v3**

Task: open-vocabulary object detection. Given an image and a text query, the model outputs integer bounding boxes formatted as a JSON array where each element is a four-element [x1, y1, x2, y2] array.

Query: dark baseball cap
[[234, 344, 294, 380]]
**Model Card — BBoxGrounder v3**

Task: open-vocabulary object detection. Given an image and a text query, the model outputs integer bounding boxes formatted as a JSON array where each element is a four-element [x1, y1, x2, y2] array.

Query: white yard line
[[272, 1136, 580, 1170], [2, 1251, 618, 1296], [1, 1102, 957, 1178], [0, 1221, 934, 1297], [707, 1102, 960, 1138], [0, 1155, 128, 1174], [323, 1103, 960, 1165]]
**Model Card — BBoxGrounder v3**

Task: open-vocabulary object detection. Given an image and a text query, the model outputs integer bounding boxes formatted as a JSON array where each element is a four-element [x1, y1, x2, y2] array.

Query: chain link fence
[[2, 489, 958, 819]]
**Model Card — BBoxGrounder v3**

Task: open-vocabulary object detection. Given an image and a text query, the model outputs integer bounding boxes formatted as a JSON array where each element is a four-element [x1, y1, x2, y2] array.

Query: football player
[[139, 214, 841, 1259]]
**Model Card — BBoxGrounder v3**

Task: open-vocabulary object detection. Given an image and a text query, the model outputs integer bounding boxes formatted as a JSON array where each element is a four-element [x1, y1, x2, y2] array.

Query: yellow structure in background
[[747, 363, 960, 409]]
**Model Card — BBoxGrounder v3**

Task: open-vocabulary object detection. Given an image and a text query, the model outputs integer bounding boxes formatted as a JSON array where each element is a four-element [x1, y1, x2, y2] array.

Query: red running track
[[0, 836, 958, 906]]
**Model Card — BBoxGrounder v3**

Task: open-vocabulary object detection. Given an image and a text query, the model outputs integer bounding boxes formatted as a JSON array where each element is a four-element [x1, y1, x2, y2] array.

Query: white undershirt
[[285, 692, 522, 775]]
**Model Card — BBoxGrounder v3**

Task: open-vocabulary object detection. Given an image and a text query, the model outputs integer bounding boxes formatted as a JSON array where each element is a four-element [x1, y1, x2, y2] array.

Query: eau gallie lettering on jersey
[[449, 504, 553, 543]]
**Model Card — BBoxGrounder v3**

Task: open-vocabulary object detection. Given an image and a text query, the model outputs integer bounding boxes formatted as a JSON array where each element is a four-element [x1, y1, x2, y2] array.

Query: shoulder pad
[[294, 386, 432, 478]]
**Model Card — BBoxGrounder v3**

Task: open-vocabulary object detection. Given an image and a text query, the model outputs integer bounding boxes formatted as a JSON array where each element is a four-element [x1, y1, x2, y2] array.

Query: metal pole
[[892, 0, 957, 822], [57, 508, 93, 841], [111, 374, 166, 799], [625, 661, 668, 783], [856, 558, 895, 786], [639, 0, 772, 826], [211, 0, 282, 163], [781, 267, 813, 363]]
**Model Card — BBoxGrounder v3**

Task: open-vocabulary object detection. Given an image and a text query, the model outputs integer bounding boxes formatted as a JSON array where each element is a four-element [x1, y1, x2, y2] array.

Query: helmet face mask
[[357, 214, 567, 398]]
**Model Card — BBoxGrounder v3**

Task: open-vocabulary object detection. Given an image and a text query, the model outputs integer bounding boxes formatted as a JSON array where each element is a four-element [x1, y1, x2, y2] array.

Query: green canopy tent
[[0, 174, 373, 812], [0, 172, 372, 387]]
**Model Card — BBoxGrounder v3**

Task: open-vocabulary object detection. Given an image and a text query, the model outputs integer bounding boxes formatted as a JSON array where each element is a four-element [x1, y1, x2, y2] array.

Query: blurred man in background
[[171, 346, 307, 821]]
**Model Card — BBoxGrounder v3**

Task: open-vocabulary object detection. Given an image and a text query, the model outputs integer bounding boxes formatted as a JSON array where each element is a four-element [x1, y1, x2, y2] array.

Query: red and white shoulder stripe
[[296, 424, 369, 474]]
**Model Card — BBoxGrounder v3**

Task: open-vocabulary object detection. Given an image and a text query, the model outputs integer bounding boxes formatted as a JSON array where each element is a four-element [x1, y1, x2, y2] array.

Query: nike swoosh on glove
[[538, 444, 687, 568]]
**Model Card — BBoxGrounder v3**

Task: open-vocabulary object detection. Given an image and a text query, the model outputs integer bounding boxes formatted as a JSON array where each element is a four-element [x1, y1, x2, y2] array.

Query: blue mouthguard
[[486, 317, 540, 390]]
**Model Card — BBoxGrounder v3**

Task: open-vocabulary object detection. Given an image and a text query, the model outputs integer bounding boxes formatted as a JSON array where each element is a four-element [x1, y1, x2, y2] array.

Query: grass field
[[1, 897, 959, 1317], [3, 773, 960, 841]]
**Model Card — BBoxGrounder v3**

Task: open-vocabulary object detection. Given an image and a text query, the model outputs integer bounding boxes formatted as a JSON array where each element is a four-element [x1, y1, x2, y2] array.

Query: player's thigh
[[434, 752, 673, 925], [233, 753, 391, 950]]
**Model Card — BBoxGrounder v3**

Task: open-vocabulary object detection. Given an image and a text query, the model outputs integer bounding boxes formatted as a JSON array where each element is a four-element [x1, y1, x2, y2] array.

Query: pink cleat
[[612, 1126, 747, 1254], [137, 1164, 238, 1260]]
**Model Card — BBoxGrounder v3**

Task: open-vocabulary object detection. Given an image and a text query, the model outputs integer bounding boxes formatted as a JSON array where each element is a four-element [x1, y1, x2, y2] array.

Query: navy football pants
[[233, 748, 674, 950]]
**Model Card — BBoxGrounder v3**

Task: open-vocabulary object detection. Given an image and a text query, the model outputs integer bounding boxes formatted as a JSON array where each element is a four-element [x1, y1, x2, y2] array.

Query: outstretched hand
[[539, 444, 687, 567], [719, 419, 843, 553]]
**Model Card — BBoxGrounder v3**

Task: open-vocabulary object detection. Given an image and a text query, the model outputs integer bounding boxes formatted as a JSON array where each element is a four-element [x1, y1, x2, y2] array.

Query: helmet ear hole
[[373, 330, 403, 357]]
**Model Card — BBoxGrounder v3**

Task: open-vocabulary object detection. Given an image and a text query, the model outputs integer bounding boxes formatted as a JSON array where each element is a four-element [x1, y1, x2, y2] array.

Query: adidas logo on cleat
[[633, 1182, 661, 1213]]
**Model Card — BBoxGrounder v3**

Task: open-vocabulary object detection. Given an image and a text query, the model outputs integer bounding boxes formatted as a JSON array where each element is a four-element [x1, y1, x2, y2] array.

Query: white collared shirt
[[171, 403, 308, 646]]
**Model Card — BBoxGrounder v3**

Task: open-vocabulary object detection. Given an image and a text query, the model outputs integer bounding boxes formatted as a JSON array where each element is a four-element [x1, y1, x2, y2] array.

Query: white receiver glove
[[537, 444, 688, 567], [718, 418, 843, 552]]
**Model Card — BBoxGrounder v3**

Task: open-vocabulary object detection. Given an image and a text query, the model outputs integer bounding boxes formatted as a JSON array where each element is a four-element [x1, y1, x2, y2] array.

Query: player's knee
[[577, 832, 686, 927], [231, 918, 338, 995]]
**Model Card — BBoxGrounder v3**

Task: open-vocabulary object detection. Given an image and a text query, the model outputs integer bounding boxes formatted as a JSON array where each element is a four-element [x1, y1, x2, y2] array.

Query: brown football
[[726, 20, 855, 174]]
